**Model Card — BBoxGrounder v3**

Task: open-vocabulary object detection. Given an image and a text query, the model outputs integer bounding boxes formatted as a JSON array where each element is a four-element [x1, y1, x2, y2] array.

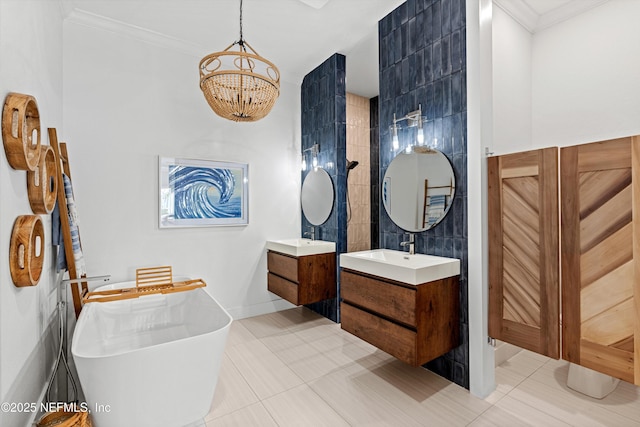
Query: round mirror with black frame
[[301, 167, 334, 226], [382, 147, 455, 232]]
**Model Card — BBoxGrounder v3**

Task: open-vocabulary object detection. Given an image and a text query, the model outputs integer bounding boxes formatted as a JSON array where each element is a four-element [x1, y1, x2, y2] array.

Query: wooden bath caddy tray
[[82, 278, 207, 304], [82, 266, 206, 304]]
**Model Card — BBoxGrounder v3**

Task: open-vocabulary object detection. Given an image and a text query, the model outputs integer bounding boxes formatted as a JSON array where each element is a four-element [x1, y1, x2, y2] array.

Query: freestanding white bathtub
[[71, 280, 232, 427]]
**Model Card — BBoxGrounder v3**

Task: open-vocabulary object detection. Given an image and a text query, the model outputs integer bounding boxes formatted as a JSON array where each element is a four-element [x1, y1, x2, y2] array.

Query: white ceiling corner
[[298, 0, 332, 9], [494, 0, 610, 33], [494, 0, 539, 33], [60, 0, 405, 96], [534, 0, 609, 32], [60, 0, 76, 19], [66, 8, 205, 57]]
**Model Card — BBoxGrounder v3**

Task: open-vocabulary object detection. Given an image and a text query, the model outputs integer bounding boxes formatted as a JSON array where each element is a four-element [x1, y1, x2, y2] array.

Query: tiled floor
[[203, 307, 640, 426]]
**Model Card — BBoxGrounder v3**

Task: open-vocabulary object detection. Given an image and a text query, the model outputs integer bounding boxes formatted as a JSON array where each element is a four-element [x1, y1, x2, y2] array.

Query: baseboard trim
[[494, 340, 522, 366], [225, 299, 296, 320]]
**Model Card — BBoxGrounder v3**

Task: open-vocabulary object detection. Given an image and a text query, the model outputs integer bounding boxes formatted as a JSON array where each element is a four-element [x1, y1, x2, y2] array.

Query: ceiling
[[62, 0, 405, 98], [494, 0, 609, 33], [61, 0, 608, 98]]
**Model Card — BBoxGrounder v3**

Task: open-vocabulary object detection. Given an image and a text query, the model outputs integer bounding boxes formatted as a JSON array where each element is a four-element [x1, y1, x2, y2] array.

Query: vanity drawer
[[268, 273, 298, 305], [341, 269, 417, 327], [268, 251, 299, 283], [341, 302, 418, 366]]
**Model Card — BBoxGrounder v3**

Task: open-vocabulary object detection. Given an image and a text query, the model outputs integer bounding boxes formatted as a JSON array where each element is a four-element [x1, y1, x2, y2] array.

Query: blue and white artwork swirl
[[169, 165, 242, 219]]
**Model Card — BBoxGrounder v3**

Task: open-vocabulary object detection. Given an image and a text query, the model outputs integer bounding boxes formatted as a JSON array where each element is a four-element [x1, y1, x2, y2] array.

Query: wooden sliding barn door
[[488, 148, 560, 358], [561, 136, 640, 384]]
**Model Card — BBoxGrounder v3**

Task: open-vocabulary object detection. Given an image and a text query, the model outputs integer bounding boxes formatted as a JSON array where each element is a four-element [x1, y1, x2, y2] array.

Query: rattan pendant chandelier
[[199, 0, 280, 122]]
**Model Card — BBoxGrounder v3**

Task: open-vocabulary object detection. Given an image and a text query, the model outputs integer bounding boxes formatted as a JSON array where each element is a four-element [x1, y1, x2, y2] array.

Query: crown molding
[[59, 0, 75, 19], [535, 0, 609, 32], [65, 8, 206, 57], [494, 0, 609, 34], [494, 0, 538, 33], [64, 7, 298, 86]]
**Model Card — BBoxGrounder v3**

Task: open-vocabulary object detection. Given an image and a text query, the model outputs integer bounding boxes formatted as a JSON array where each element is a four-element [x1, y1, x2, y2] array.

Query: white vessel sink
[[340, 249, 460, 285], [266, 238, 336, 257]]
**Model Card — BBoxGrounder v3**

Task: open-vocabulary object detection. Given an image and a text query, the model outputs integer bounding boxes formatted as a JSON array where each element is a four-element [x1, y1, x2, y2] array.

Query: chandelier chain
[[238, 0, 244, 45]]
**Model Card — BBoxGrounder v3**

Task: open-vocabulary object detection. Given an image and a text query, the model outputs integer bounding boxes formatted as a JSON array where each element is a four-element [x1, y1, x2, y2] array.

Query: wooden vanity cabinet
[[267, 250, 336, 305], [340, 269, 459, 366]]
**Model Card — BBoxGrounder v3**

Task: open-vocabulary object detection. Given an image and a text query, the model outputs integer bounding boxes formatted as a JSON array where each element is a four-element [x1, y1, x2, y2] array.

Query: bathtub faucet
[[62, 275, 111, 285]]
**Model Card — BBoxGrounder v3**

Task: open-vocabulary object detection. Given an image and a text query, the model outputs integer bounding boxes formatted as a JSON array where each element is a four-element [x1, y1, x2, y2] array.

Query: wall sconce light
[[301, 143, 320, 171], [391, 114, 400, 151], [390, 104, 426, 151]]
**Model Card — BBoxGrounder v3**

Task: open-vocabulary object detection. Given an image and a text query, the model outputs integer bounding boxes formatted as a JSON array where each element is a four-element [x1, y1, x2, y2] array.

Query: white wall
[[62, 12, 300, 320], [532, 0, 640, 147], [493, 0, 640, 154], [0, 1, 63, 424], [492, 4, 532, 154], [467, 0, 496, 399]]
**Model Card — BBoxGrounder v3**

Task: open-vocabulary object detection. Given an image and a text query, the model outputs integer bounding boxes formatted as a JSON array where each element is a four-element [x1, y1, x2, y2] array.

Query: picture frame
[[159, 157, 249, 228]]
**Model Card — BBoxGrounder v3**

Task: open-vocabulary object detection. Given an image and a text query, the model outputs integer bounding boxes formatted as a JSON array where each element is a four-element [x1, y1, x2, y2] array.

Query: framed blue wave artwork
[[159, 157, 248, 227]]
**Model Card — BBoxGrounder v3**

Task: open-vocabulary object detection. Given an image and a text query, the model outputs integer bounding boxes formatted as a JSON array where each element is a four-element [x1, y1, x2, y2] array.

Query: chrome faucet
[[304, 226, 316, 241], [400, 233, 415, 255]]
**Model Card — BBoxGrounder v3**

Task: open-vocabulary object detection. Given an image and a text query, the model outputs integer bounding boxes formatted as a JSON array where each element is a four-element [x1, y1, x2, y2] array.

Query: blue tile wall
[[300, 53, 347, 323], [370, 96, 380, 250], [378, 0, 469, 389]]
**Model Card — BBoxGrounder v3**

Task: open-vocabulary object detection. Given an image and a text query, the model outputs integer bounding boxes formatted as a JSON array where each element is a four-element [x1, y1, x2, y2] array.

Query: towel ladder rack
[[51, 128, 87, 317], [422, 178, 454, 228]]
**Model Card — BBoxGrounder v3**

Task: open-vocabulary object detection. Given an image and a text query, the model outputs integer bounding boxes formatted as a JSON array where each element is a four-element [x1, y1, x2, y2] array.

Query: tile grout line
[[511, 358, 640, 427], [205, 353, 260, 422], [289, 381, 354, 427], [213, 309, 640, 426], [464, 355, 555, 425], [258, 328, 355, 427], [205, 402, 278, 427]]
